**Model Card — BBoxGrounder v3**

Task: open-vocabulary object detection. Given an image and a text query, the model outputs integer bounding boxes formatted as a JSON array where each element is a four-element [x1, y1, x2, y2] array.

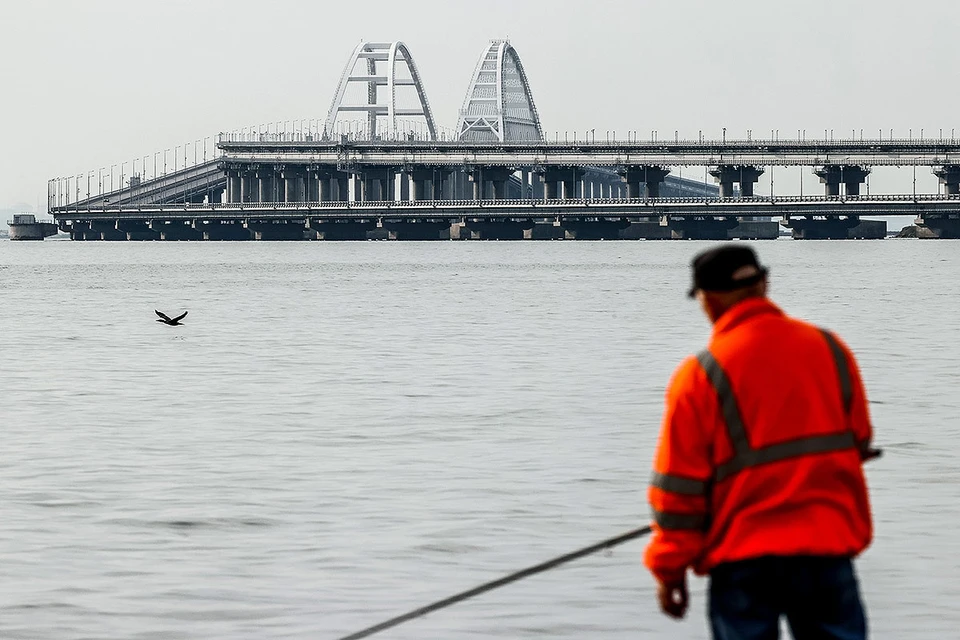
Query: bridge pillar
[[256, 169, 273, 203], [226, 172, 241, 203], [316, 171, 333, 202], [433, 170, 451, 199], [934, 165, 960, 195], [781, 215, 883, 239], [241, 170, 256, 203], [352, 174, 364, 202], [916, 213, 960, 238], [484, 167, 514, 200], [360, 168, 395, 201], [561, 169, 584, 199], [408, 170, 432, 201], [709, 165, 764, 197], [467, 169, 483, 200], [814, 165, 871, 196], [539, 168, 581, 199], [537, 170, 557, 199], [620, 166, 671, 199]]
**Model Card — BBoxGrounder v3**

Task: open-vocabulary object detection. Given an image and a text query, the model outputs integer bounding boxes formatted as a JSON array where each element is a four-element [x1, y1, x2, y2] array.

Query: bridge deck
[[52, 194, 960, 220], [218, 137, 960, 167]]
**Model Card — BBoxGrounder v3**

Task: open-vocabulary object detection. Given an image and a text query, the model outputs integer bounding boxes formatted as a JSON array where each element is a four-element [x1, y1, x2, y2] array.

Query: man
[[645, 244, 878, 639]]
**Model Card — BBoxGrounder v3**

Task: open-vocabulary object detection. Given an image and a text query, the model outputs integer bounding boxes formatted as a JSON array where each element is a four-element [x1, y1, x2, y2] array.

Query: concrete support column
[[541, 168, 582, 200], [257, 171, 274, 203], [710, 165, 764, 198], [935, 165, 960, 195], [317, 173, 332, 202], [305, 171, 320, 202], [814, 165, 871, 196], [539, 171, 558, 199], [283, 171, 297, 203], [353, 174, 364, 202], [411, 179, 425, 201], [484, 167, 513, 200], [364, 177, 379, 201], [227, 172, 241, 203], [386, 171, 397, 201], [467, 169, 483, 200], [621, 166, 671, 199], [239, 172, 249, 203], [433, 170, 450, 200]]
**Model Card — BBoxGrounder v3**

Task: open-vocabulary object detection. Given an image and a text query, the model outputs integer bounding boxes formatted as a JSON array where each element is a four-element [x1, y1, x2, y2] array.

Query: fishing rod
[[335, 525, 653, 640]]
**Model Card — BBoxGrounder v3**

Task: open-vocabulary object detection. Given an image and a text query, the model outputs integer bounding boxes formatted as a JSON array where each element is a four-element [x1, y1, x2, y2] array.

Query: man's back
[[692, 297, 872, 571], [645, 245, 874, 639]]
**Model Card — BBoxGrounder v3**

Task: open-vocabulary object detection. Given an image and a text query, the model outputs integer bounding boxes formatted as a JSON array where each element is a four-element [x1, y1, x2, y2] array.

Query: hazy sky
[[2, 0, 958, 209]]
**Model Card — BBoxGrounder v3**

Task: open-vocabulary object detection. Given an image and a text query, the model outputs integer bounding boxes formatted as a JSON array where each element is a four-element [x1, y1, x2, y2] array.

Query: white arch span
[[325, 41, 437, 140], [457, 40, 544, 142]]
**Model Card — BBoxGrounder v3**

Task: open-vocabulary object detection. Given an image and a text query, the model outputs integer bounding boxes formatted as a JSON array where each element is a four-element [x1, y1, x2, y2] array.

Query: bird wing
[[155, 310, 172, 322], [172, 311, 188, 323]]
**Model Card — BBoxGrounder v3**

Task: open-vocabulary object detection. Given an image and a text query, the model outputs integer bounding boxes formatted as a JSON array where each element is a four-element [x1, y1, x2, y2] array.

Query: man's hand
[[657, 575, 689, 619]]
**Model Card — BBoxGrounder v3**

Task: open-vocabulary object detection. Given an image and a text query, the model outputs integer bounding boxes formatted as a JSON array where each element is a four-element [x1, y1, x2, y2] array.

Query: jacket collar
[[712, 297, 783, 337]]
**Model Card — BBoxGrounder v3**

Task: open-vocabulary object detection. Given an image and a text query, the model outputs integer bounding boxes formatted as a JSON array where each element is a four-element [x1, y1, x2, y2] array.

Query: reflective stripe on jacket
[[644, 298, 873, 582]]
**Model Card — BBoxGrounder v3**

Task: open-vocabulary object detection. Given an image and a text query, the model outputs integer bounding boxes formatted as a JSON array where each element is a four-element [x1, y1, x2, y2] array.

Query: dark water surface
[[1, 239, 958, 639]]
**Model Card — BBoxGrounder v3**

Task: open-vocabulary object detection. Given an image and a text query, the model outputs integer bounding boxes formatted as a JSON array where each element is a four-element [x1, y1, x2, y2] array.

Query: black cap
[[687, 245, 768, 298]]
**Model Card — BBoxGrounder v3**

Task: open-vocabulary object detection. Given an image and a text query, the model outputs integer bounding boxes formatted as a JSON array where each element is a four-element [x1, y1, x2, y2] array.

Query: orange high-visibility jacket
[[644, 297, 873, 582]]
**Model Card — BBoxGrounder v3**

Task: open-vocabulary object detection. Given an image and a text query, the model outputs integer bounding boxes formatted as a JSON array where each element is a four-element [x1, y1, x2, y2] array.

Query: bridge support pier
[[309, 219, 378, 240], [486, 167, 514, 199], [539, 168, 583, 199], [257, 169, 275, 203], [560, 218, 630, 240], [117, 219, 159, 240], [782, 215, 884, 239], [915, 213, 960, 238], [282, 168, 305, 203], [409, 170, 434, 201], [150, 220, 203, 241], [934, 165, 960, 195], [620, 166, 671, 199], [668, 216, 740, 240], [814, 165, 871, 196], [459, 219, 533, 240], [539, 170, 558, 199], [710, 165, 764, 197], [432, 170, 451, 199], [336, 175, 350, 201], [226, 171, 242, 203], [198, 220, 251, 240], [247, 219, 308, 241]]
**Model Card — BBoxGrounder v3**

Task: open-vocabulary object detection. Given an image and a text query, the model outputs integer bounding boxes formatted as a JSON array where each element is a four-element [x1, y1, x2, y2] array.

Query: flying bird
[[156, 310, 188, 326]]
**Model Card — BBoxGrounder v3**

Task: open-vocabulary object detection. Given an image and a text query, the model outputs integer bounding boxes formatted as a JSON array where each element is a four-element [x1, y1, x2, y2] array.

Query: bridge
[[49, 39, 960, 240]]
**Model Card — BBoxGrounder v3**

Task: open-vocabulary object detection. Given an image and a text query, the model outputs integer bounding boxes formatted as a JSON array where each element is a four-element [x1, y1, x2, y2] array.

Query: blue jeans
[[709, 555, 866, 640]]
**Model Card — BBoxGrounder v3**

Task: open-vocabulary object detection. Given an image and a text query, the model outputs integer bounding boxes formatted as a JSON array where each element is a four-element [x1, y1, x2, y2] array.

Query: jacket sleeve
[[836, 335, 874, 455], [644, 356, 714, 583]]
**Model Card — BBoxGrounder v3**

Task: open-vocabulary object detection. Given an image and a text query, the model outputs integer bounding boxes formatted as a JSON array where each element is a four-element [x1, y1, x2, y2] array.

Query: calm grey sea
[[1, 238, 958, 639]]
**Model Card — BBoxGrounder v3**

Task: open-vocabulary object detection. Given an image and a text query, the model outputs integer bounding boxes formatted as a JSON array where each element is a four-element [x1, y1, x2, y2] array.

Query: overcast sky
[[2, 0, 958, 210]]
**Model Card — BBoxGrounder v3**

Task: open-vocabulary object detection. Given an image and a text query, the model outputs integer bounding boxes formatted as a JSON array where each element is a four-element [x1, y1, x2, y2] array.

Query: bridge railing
[[47, 137, 224, 211], [50, 192, 960, 215]]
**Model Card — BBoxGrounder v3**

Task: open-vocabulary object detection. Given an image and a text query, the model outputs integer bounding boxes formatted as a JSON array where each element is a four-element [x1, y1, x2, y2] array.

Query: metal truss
[[457, 40, 544, 142], [324, 41, 437, 140]]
